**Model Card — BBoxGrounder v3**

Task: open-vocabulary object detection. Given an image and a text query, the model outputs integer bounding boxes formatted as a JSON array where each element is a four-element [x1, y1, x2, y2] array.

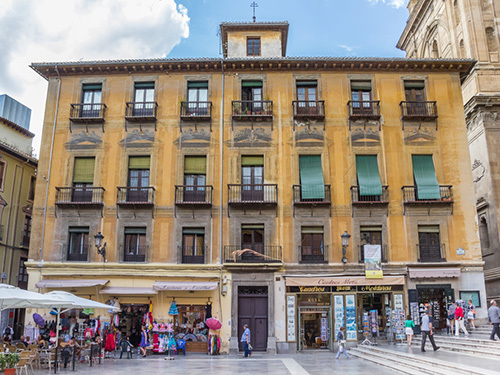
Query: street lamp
[[341, 231, 351, 264], [94, 232, 107, 263]]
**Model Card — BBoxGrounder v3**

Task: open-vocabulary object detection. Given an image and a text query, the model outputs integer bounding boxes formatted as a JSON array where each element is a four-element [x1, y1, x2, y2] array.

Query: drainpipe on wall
[[39, 65, 62, 263], [219, 58, 225, 327]]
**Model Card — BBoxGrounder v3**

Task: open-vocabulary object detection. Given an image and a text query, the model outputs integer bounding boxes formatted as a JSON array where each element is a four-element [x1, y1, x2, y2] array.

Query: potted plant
[[0, 353, 20, 375]]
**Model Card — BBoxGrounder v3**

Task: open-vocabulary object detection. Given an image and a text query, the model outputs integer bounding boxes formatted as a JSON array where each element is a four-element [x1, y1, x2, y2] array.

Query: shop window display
[[174, 305, 208, 352]]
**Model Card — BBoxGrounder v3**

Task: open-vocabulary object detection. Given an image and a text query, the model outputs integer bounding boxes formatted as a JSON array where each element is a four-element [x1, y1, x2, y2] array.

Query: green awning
[[404, 81, 425, 89], [296, 81, 317, 87], [241, 81, 263, 88], [184, 156, 207, 174], [134, 82, 154, 89], [182, 228, 205, 235], [241, 155, 264, 166], [299, 155, 325, 200], [73, 157, 95, 183], [412, 155, 441, 199], [356, 155, 382, 196], [124, 227, 147, 234], [351, 81, 372, 91], [129, 156, 150, 169], [187, 81, 208, 88], [82, 83, 102, 90]]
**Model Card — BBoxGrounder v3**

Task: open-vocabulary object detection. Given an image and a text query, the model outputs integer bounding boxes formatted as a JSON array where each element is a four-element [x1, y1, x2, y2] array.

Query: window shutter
[[404, 81, 425, 89], [82, 83, 102, 90], [73, 157, 95, 183], [418, 225, 440, 233], [241, 155, 264, 166], [124, 227, 147, 234], [301, 227, 324, 234], [356, 155, 383, 196], [134, 82, 154, 89], [241, 224, 264, 229], [69, 227, 90, 234], [184, 156, 207, 174], [350, 81, 372, 91], [241, 81, 263, 88], [128, 156, 150, 169], [187, 81, 209, 88], [182, 228, 205, 235], [299, 155, 325, 199], [296, 81, 318, 87], [412, 155, 441, 199]]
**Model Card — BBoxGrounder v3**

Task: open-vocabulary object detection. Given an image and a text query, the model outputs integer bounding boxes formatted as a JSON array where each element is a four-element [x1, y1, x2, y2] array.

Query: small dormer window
[[247, 37, 261, 56]]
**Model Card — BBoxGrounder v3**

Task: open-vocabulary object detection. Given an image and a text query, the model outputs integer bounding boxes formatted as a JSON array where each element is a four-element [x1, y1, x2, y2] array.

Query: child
[[335, 327, 349, 359], [120, 336, 133, 359], [405, 314, 415, 346]]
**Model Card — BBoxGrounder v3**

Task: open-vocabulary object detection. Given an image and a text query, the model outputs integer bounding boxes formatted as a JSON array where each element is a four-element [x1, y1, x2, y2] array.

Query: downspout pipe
[[39, 65, 62, 262]]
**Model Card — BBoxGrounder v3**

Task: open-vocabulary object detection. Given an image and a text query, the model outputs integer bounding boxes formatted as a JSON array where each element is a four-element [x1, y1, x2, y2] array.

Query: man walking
[[241, 324, 252, 358], [455, 302, 469, 337], [488, 299, 500, 341], [421, 310, 440, 352]]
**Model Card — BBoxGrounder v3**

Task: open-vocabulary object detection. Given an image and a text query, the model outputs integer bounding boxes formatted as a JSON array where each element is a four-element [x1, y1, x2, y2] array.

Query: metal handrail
[[227, 184, 277, 204], [55, 187, 105, 205], [402, 185, 452, 203], [223, 245, 282, 263]]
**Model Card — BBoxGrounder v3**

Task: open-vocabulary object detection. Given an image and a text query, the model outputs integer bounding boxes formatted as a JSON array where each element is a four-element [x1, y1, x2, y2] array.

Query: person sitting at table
[[37, 335, 48, 349], [68, 337, 82, 361]]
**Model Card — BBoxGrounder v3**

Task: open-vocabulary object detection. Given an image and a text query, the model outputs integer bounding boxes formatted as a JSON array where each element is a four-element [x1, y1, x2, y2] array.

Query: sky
[[0, 0, 409, 156]]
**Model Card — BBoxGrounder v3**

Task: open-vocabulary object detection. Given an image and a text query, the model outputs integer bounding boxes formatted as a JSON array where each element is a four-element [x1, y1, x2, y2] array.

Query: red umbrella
[[206, 317, 222, 330]]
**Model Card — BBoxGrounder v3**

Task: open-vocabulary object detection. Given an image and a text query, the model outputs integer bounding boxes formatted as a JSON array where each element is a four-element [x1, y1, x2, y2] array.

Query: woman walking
[[139, 326, 149, 357], [335, 327, 349, 359], [467, 299, 476, 329], [405, 315, 415, 346]]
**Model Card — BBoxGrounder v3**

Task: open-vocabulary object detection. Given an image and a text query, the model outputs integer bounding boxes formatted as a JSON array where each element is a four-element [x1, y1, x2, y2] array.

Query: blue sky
[[168, 0, 408, 58]]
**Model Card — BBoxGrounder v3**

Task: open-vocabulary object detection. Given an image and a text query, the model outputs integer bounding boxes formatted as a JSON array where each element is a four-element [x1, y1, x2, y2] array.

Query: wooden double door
[[238, 286, 268, 351]]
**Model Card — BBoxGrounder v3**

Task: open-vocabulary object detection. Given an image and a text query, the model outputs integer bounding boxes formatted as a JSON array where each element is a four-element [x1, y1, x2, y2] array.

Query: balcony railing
[[66, 244, 91, 262], [351, 186, 389, 204], [117, 187, 155, 205], [292, 101, 325, 119], [231, 100, 273, 120], [299, 245, 328, 263], [418, 244, 446, 263], [70, 103, 106, 122], [347, 100, 381, 120], [181, 245, 205, 264], [175, 185, 213, 205], [223, 245, 282, 264], [125, 102, 158, 121], [123, 245, 147, 263], [180, 101, 212, 120], [21, 233, 30, 248], [55, 187, 105, 206], [400, 101, 437, 120], [228, 184, 277, 204], [293, 185, 331, 204], [402, 185, 452, 204]]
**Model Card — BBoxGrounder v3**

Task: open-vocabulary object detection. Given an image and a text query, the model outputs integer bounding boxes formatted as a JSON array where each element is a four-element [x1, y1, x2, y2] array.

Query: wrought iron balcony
[[55, 187, 105, 207], [125, 102, 158, 122], [351, 186, 389, 205], [231, 100, 273, 120], [123, 245, 147, 263], [347, 100, 381, 120], [418, 244, 446, 263], [117, 187, 155, 206], [400, 101, 437, 121], [299, 245, 328, 264], [292, 100, 325, 119], [180, 101, 212, 120], [402, 185, 452, 204], [223, 245, 282, 264], [181, 245, 206, 264], [227, 184, 277, 205], [293, 185, 331, 205], [175, 185, 213, 205], [70, 103, 106, 123], [66, 244, 91, 262]]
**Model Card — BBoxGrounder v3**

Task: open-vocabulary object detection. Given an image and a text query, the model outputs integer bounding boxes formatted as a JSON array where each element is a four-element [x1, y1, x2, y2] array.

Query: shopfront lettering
[[357, 285, 403, 292], [298, 286, 327, 293]]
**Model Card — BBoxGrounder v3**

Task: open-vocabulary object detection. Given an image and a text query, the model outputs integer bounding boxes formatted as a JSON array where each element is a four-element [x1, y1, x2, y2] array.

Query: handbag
[[248, 343, 253, 350]]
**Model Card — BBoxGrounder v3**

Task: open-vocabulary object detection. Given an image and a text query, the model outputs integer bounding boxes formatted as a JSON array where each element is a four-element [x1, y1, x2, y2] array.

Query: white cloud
[[367, 0, 407, 8], [338, 45, 357, 54], [0, 0, 190, 155]]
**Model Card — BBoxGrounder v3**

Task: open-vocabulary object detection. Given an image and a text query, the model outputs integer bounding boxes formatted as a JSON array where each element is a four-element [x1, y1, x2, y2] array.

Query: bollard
[[72, 345, 76, 371], [54, 346, 58, 374], [89, 343, 94, 367]]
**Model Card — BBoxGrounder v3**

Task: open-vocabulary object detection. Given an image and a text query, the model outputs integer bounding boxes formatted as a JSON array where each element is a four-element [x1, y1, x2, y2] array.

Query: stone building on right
[[398, 0, 500, 300]]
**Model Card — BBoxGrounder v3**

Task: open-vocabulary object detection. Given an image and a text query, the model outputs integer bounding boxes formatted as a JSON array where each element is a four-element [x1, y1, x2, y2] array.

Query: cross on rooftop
[[250, 2, 258, 22]]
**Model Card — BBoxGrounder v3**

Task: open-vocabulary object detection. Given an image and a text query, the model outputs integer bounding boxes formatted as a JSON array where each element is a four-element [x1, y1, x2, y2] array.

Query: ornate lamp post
[[341, 231, 351, 264], [94, 232, 107, 263]]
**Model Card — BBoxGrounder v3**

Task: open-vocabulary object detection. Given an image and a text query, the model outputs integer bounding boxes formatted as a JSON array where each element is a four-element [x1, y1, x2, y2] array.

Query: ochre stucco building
[[28, 21, 485, 353]]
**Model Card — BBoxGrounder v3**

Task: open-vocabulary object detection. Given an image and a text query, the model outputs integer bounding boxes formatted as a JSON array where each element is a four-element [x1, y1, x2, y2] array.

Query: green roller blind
[[182, 228, 205, 235], [418, 225, 440, 233], [296, 81, 317, 87], [124, 227, 147, 234], [128, 156, 150, 169], [302, 227, 324, 234], [69, 227, 90, 234], [184, 156, 207, 174], [351, 81, 372, 91], [241, 155, 264, 166], [299, 155, 325, 200], [82, 83, 102, 90], [356, 155, 382, 196], [134, 82, 154, 89], [360, 226, 382, 232], [73, 157, 95, 183], [412, 155, 441, 200], [241, 80, 263, 87], [241, 224, 264, 229], [187, 81, 208, 88], [404, 81, 425, 89]]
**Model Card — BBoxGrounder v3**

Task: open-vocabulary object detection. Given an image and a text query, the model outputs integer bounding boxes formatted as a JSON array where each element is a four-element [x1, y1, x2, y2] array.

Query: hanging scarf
[[168, 301, 179, 315], [148, 300, 153, 331]]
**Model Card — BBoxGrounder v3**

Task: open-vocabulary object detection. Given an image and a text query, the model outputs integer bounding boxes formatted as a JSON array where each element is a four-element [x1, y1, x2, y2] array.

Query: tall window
[[241, 81, 263, 113], [182, 228, 205, 264], [124, 227, 146, 262], [128, 156, 150, 202], [247, 37, 261, 56], [21, 215, 31, 248], [404, 81, 426, 115], [296, 81, 318, 115], [300, 227, 324, 263], [486, 27, 498, 53], [431, 40, 439, 58], [72, 157, 95, 202], [187, 82, 209, 115], [81, 83, 102, 117], [28, 175, 36, 201], [241, 224, 264, 260], [241, 155, 264, 201], [351, 81, 373, 115], [67, 227, 89, 261], [418, 225, 442, 262], [360, 226, 383, 263], [18, 257, 28, 290], [0, 160, 6, 191], [184, 156, 207, 202], [133, 82, 155, 116], [479, 215, 491, 254]]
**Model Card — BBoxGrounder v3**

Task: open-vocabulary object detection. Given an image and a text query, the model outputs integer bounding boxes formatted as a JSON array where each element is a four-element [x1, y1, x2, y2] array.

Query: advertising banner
[[364, 244, 383, 279]]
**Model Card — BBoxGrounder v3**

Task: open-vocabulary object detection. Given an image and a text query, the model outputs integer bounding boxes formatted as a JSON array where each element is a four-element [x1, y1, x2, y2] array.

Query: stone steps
[[350, 346, 497, 375], [412, 336, 500, 359]]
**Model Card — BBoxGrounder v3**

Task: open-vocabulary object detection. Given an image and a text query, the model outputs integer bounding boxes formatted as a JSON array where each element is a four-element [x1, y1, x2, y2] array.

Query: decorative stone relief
[[231, 128, 272, 148], [350, 122, 380, 146], [175, 129, 211, 148], [472, 159, 486, 183], [65, 131, 103, 150], [119, 129, 155, 148], [295, 127, 324, 147]]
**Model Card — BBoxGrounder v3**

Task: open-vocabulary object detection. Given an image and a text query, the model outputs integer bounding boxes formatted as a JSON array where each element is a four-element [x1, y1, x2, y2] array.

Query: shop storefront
[[285, 276, 406, 349]]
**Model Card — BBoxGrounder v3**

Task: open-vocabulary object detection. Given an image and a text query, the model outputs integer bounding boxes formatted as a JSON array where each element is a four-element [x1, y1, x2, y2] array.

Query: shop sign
[[286, 275, 405, 287], [364, 244, 383, 279], [456, 247, 465, 255], [286, 295, 296, 341], [357, 285, 404, 292], [332, 286, 356, 292], [287, 286, 331, 293]]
